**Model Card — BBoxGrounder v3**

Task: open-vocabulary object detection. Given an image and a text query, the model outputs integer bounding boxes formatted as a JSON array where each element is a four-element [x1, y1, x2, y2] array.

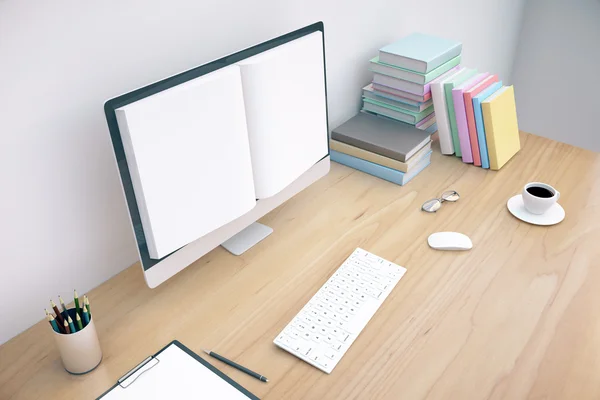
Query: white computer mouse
[[428, 232, 473, 251]]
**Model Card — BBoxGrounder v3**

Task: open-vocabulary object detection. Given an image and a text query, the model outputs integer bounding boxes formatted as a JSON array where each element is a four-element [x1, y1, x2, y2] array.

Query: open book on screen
[[115, 32, 328, 259]]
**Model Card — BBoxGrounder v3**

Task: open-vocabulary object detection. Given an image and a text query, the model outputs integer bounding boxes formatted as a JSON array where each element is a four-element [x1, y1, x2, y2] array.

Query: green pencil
[[67, 315, 76, 333], [82, 304, 90, 326], [74, 290, 81, 317], [75, 313, 83, 331]]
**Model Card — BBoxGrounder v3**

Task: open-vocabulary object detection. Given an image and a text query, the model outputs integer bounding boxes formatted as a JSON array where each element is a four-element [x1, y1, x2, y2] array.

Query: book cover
[[379, 33, 462, 73], [481, 86, 520, 170], [372, 83, 431, 102], [369, 55, 461, 84], [430, 67, 466, 155], [363, 97, 434, 124], [444, 68, 478, 157], [463, 75, 499, 166], [416, 112, 436, 128], [329, 139, 432, 173], [452, 72, 490, 163], [423, 122, 438, 135], [363, 84, 431, 112], [373, 73, 431, 96], [473, 81, 503, 169], [331, 112, 431, 162], [417, 116, 437, 130], [330, 150, 432, 186]]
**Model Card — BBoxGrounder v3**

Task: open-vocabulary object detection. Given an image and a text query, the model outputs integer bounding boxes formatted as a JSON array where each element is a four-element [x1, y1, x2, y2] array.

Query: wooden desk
[[2, 133, 600, 400]]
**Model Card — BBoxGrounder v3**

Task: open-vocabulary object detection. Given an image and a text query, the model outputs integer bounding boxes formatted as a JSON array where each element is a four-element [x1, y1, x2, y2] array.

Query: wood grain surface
[[1, 132, 599, 400]]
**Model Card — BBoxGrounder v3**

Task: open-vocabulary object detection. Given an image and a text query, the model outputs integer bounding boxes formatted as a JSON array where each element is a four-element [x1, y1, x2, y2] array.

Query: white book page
[[238, 31, 328, 199], [101, 344, 249, 400], [116, 65, 256, 259]]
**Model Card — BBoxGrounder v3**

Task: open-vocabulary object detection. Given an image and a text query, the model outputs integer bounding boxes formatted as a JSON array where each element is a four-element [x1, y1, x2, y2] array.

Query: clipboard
[[97, 340, 260, 400]]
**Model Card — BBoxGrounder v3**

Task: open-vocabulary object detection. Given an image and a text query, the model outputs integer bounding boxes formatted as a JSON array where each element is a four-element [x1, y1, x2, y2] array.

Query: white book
[[430, 67, 465, 155], [116, 32, 328, 259]]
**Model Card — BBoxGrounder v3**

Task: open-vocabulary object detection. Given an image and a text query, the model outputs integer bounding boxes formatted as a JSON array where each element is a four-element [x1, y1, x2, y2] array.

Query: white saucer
[[507, 195, 565, 226]]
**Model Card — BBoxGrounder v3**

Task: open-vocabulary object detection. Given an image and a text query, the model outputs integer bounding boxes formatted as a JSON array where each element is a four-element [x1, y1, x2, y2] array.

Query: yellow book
[[329, 139, 431, 173], [481, 85, 521, 170]]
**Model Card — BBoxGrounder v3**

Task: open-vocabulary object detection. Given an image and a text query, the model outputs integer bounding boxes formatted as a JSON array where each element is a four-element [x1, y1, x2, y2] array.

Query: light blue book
[[379, 33, 462, 73], [424, 122, 438, 135], [473, 81, 503, 169], [330, 150, 432, 186]]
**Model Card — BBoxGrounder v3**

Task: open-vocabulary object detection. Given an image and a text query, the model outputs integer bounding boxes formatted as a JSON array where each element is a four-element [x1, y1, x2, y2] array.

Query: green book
[[369, 54, 461, 84], [363, 97, 434, 124], [444, 68, 477, 156]]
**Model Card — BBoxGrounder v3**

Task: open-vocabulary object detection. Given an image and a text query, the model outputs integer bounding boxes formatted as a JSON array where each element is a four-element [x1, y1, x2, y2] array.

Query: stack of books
[[330, 112, 433, 186], [431, 67, 521, 170], [364, 33, 463, 133]]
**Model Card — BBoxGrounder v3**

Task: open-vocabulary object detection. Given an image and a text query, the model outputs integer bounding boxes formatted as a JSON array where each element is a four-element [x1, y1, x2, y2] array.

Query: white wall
[[511, 0, 600, 152], [0, 0, 526, 344]]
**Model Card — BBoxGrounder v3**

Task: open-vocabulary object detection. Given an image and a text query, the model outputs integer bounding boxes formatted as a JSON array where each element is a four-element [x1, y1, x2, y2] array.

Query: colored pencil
[[58, 295, 69, 318], [47, 314, 60, 333], [67, 315, 76, 333], [74, 290, 81, 317], [64, 319, 71, 334], [48, 309, 66, 333], [82, 304, 90, 326], [84, 295, 91, 317], [75, 313, 83, 331], [51, 300, 64, 326]]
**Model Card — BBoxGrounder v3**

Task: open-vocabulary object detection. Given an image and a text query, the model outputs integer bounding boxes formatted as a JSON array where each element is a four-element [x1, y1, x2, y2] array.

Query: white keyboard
[[274, 248, 407, 373]]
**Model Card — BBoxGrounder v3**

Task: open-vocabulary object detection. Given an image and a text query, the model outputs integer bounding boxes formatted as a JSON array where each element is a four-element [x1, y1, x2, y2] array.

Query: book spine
[[330, 151, 406, 185], [372, 84, 430, 102], [452, 89, 473, 163], [331, 129, 407, 162], [330, 140, 409, 173], [464, 93, 481, 166], [369, 64, 426, 85], [373, 74, 429, 95], [364, 93, 419, 112], [431, 82, 455, 155], [444, 83, 462, 157], [473, 98, 490, 169]]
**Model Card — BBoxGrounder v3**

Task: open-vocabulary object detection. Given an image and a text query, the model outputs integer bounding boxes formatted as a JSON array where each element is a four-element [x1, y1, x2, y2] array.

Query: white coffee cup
[[522, 182, 560, 215]]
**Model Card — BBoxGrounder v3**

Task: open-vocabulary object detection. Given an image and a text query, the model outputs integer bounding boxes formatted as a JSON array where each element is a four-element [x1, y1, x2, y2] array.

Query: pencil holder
[[51, 308, 102, 374]]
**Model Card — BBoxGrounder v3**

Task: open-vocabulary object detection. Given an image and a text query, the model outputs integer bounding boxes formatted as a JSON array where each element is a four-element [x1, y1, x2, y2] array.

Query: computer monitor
[[104, 22, 330, 288]]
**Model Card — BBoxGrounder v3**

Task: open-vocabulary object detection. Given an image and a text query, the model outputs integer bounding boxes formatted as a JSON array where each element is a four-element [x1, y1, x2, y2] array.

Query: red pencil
[[50, 300, 65, 327]]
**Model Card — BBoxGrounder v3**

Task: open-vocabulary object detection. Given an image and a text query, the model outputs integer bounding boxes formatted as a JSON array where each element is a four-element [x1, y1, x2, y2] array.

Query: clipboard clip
[[118, 355, 161, 388]]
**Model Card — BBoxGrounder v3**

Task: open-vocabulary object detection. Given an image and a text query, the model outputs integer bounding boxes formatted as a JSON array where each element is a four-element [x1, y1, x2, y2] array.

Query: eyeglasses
[[421, 190, 460, 212]]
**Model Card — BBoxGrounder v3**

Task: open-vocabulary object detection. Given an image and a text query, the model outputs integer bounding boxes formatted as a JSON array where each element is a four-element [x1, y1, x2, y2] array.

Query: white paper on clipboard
[[101, 344, 250, 400]]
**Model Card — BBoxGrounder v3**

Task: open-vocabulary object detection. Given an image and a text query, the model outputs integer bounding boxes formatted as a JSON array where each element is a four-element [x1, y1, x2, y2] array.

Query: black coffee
[[526, 186, 554, 198]]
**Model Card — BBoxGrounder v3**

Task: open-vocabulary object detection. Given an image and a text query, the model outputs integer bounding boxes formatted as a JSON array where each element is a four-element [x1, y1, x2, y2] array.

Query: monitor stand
[[220, 222, 273, 256]]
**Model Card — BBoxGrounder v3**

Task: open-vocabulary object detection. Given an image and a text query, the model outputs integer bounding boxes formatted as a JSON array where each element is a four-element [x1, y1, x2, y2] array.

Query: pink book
[[372, 83, 432, 102], [463, 75, 499, 166], [452, 73, 490, 163]]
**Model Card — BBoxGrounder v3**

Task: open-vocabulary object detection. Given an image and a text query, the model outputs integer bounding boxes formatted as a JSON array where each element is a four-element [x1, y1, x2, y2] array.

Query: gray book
[[331, 112, 431, 162]]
